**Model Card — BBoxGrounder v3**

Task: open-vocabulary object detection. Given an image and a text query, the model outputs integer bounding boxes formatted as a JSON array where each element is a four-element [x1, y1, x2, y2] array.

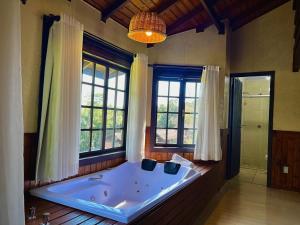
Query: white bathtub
[[30, 161, 201, 223]]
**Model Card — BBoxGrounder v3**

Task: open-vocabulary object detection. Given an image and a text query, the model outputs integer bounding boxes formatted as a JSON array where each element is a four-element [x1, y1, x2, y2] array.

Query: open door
[[227, 77, 243, 179]]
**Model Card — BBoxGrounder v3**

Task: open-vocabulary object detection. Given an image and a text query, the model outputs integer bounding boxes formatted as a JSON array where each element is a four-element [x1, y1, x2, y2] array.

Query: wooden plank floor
[[200, 172, 300, 225], [25, 196, 125, 225], [25, 164, 213, 225]]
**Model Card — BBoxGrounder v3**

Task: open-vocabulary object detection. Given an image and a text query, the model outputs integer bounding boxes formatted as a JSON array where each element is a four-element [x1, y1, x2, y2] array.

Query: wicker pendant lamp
[[128, 11, 167, 44]]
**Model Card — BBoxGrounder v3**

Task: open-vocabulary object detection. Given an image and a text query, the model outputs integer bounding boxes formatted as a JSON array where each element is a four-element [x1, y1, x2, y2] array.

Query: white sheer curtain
[[0, 0, 25, 224], [194, 66, 222, 161], [126, 54, 148, 162], [36, 14, 83, 181]]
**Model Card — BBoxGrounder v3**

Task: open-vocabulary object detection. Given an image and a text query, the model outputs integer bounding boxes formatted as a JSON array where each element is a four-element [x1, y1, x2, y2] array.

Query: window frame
[[80, 53, 130, 159], [150, 65, 202, 152]]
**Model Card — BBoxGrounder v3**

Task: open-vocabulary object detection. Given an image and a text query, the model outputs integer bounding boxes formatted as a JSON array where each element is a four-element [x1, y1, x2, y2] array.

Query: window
[[80, 55, 129, 158], [151, 66, 202, 151]]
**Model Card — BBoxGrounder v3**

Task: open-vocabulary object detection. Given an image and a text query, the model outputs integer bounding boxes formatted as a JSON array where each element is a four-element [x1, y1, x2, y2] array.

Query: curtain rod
[[44, 14, 61, 22], [84, 31, 135, 58], [148, 64, 223, 70], [148, 64, 204, 70]]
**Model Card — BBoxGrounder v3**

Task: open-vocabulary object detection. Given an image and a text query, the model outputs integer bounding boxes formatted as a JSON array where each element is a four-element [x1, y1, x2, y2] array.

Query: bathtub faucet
[[41, 212, 50, 225], [27, 206, 36, 220]]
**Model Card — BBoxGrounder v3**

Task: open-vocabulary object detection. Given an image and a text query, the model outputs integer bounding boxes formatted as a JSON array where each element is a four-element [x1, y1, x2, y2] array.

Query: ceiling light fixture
[[128, 12, 167, 44]]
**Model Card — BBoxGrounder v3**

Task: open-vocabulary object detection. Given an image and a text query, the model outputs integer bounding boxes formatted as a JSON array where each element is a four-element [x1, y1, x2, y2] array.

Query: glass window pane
[[185, 82, 196, 97], [169, 81, 180, 97], [116, 111, 124, 128], [95, 64, 105, 86], [157, 97, 168, 112], [109, 69, 117, 88], [106, 110, 115, 128], [94, 87, 104, 107], [118, 72, 126, 90], [81, 108, 90, 129], [105, 130, 114, 149], [184, 130, 194, 144], [107, 89, 115, 108], [80, 131, 90, 153], [157, 113, 167, 128], [167, 129, 177, 144], [116, 91, 125, 109], [114, 129, 123, 148], [168, 113, 178, 128], [81, 84, 92, 106], [169, 98, 179, 112], [82, 60, 94, 83], [91, 130, 102, 151], [156, 129, 166, 144], [93, 109, 103, 129], [185, 98, 195, 113], [158, 81, 169, 96], [184, 114, 194, 128]]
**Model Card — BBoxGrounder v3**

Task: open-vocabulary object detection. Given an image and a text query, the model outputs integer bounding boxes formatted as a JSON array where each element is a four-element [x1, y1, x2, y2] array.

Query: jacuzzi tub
[[30, 161, 201, 223]]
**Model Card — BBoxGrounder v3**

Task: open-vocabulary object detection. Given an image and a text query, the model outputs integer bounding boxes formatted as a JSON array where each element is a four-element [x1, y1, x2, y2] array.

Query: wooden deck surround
[[25, 162, 225, 225]]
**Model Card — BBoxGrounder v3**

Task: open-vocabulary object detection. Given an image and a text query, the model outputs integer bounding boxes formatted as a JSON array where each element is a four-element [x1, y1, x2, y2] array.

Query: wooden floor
[[202, 173, 300, 225], [25, 196, 125, 225]]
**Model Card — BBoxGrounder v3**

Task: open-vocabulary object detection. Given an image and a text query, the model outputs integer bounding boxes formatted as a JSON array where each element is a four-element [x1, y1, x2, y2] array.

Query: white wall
[[22, 1, 297, 133], [231, 1, 300, 132], [146, 26, 229, 128], [21, 0, 146, 132]]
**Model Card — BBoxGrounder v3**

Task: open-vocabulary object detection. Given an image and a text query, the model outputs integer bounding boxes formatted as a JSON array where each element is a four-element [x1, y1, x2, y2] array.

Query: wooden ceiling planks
[[230, 0, 290, 31], [101, 0, 130, 22], [167, 3, 204, 35], [200, 0, 225, 34], [84, 0, 105, 11], [83, 0, 291, 36], [153, 0, 179, 14]]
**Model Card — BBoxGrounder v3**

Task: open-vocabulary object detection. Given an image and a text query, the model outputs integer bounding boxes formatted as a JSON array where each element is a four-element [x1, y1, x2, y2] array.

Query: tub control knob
[[28, 206, 36, 220]]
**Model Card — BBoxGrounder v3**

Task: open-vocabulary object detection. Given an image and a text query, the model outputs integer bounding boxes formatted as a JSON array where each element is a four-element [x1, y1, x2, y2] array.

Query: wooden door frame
[[228, 71, 275, 187]]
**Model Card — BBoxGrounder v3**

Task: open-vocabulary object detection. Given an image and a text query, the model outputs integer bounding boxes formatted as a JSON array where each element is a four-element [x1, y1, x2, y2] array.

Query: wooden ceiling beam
[[195, 22, 212, 33], [166, 5, 204, 35], [147, 44, 155, 48], [153, 0, 178, 14], [230, 0, 290, 31], [216, 0, 240, 19], [200, 0, 225, 34], [293, 0, 300, 10], [101, 0, 129, 22]]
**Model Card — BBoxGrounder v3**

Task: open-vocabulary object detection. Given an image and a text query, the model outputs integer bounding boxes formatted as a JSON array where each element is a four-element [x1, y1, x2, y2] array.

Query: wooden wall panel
[[24, 157, 125, 192], [24, 133, 125, 192], [271, 130, 300, 191], [24, 133, 38, 180], [145, 127, 228, 162]]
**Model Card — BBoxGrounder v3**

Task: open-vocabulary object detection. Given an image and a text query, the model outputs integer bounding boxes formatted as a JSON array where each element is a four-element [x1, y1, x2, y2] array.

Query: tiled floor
[[237, 167, 267, 186], [197, 168, 300, 225]]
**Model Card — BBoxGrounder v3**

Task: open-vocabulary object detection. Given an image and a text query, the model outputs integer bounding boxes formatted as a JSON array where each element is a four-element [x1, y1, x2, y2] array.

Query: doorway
[[227, 71, 275, 187]]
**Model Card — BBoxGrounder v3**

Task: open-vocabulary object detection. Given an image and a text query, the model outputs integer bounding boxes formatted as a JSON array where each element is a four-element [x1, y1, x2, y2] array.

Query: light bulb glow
[[145, 31, 153, 36]]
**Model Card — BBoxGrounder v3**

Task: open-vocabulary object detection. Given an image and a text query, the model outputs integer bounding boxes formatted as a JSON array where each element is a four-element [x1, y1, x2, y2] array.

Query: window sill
[[151, 146, 194, 153], [79, 151, 126, 166]]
